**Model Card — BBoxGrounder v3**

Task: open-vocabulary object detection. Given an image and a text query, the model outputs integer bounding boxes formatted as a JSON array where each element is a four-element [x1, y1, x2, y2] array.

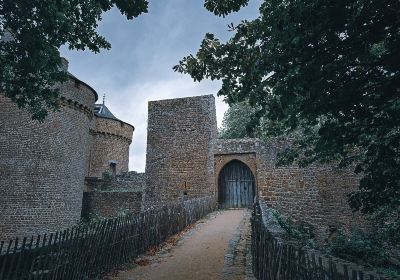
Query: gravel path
[[221, 210, 255, 280], [110, 210, 246, 280]]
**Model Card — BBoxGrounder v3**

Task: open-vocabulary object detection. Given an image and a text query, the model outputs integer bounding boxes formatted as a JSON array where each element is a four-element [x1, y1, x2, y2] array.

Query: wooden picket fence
[[0, 196, 216, 280], [251, 201, 394, 280]]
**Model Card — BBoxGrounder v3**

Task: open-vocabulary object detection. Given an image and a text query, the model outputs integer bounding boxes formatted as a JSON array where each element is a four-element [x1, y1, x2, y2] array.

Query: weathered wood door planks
[[219, 160, 255, 208]]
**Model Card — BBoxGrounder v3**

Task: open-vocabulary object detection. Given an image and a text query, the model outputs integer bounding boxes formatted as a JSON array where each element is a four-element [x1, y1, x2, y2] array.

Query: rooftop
[[94, 103, 119, 121]]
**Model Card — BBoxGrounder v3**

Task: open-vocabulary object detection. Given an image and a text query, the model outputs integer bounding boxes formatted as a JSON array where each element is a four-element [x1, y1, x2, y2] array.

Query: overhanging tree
[[0, 0, 149, 121], [219, 102, 258, 139], [174, 0, 400, 224]]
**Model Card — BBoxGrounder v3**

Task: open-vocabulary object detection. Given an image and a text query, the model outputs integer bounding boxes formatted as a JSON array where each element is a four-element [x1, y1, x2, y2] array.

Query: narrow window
[[74, 79, 80, 89], [110, 162, 117, 177]]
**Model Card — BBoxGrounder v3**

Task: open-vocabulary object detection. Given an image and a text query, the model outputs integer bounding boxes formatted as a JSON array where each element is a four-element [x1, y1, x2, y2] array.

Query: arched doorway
[[218, 160, 256, 208]]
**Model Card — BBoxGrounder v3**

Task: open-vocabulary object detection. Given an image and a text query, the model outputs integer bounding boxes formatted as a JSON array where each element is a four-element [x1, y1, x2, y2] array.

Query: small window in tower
[[110, 162, 117, 177], [74, 79, 81, 89]]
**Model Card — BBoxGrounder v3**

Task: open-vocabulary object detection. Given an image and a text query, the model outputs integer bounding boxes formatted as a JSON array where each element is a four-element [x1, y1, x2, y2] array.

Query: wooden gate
[[218, 160, 255, 208]]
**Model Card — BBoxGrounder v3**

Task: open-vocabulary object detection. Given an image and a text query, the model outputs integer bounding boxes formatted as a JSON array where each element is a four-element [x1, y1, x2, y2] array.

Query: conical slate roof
[[94, 103, 119, 121]]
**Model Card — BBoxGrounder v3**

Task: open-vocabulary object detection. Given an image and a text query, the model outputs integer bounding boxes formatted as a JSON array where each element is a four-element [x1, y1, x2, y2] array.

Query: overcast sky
[[60, 1, 261, 172]]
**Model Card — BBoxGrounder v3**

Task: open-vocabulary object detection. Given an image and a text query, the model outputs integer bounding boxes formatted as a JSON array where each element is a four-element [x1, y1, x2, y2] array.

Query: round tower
[[0, 61, 97, 240], [88, 101, 134, 178]]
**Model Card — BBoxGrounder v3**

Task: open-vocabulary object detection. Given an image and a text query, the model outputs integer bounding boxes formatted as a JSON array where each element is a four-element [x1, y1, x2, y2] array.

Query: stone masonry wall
[[0, 77, 97, 240], [213, 138, 365, 241], [82, 172, 144, 219], [213, 139, 259, 186], [84, 172, 145, 192], [145, 95, 218, 207], [88, 117, 133, 178], [81, 191, 142, 219]]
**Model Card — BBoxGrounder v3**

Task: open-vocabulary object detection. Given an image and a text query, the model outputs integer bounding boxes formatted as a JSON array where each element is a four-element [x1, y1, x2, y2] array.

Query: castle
[[0, 59, 364, 242], [0, 59, 133, 240]]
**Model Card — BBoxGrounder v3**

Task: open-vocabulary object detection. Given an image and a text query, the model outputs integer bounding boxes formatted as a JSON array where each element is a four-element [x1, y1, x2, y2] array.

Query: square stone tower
[[145, 95, 218, 206]]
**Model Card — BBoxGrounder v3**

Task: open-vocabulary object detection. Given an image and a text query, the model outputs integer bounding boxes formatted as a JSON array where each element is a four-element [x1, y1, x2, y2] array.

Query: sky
[[60, 0, 261, 172]]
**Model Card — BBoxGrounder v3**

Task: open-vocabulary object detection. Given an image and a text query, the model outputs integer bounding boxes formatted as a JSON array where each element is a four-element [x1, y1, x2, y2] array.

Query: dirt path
[[221, 210, 255, 280], [111, 210, 245, 280]]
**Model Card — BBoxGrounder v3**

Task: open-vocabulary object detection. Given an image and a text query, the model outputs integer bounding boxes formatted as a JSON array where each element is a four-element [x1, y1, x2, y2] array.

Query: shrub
[[327, 229, 389, 267], [272, 209, 315, 248]]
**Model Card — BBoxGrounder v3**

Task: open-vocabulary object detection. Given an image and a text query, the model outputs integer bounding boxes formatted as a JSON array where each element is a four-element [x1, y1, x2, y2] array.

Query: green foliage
[[204, 0, 250, 17], [102, 171, 113, 181], [370, 205, 400, 246], [327, 228, 400, 277], [0, 0, 149, 121], [116, 208, 130, 217], [273, 210, 400, 276], [272, 210, 315, 248], [175, 0, 400, 227], [80, 211, 105, 228], [219, 101, 258, 139], [377, 268, 400, 279], [327, 229, 391, 267], [80, 208, 130, 227]]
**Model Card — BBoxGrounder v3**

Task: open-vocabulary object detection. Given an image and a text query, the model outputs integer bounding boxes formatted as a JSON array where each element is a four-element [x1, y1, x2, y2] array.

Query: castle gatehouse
[[0, 61, 364, 241]]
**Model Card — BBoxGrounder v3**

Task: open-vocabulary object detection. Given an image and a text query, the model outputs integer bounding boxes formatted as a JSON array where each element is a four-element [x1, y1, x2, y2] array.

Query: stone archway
[[218, 160, 256, 209]]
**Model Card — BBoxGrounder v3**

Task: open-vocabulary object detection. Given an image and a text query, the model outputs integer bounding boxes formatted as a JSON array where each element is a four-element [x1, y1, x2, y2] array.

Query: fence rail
[[0, 196, 216, 280], [251, 201, 394, 280]]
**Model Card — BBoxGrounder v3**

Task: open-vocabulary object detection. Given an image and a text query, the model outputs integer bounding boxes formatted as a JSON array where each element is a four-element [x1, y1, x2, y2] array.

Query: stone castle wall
[[144, 95, 365, 241], [0, 76, 97, 240], [213, 138, 364, 241], [88, 117, 134, 178], [1, 74, 366, 246], [81, 191, 142, 219], [84, 172, 145, 192], [145, 95, 218, 207], [82, 172, 144, 219]]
